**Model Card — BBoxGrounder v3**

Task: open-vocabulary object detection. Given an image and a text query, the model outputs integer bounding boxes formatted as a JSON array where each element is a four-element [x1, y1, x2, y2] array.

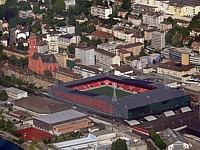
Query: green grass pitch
[[87, 86, 132, 97]]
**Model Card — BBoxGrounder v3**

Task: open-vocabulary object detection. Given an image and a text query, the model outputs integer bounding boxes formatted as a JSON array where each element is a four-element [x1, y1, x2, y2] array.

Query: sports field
[[87, 86, 132, 97]]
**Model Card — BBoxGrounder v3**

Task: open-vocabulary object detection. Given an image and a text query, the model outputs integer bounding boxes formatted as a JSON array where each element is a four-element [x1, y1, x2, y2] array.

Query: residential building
[[117, 49, 131, 62], [98, 24, 113, 35], [131, 34, 144, 43], [118, 10, 128, 18], [33, 110, 92, 134], [0, 0, 6, 5], [64, 0, 75, 10], [151, 31, 165, 49], [58, 34, 80, 49], [28, 34, 58, 75], [37, 41, 48, 54], [159, 128, 191, 150], [160, 21, 172, 31], [144, 29, 156, 41], [97, 42, 119, 54], [54, 67, 82, 83], [66, 26, 75, 34], [113, 29, 133, 42], [18, 10, 34, 19], [55, 53, 68, 67], [95, 48, 120, 70], [73, 64, 103, 78], [92, 31, 114, 42], [114, 65, 133, 77], [191, 41, 200, 53], [157, 61, 196, 78], [142, 11, 164, 27], [116, 42, 143, 56], [75, 47, 95, 65], [91, 5, 112, 19], [128, 15, 142, 26]]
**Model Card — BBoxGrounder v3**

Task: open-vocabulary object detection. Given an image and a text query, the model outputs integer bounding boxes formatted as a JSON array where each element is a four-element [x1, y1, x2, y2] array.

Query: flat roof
[[14, 96, 69, 114], [5, 87, 27, 95], [92, 129, 115, 137], [34, 109, 88, 124]]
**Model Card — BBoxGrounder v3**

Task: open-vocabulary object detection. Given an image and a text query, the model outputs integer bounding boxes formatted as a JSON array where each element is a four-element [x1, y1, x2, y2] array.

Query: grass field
[[87, 86, 132, 97]]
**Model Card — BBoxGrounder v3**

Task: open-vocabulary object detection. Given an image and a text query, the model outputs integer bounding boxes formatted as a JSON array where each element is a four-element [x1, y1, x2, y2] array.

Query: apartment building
[[151, 31, 165, 50], [116, 42, 143, 56], [128, 15, 142, 26], [54, 67, 82, 83], [91, 5, 112, 19], [75, 47, 95, 65], [55, 53, 68, 67], [95, 48, 120, 70], [113, 29, 133, 42], [58, 34, 80, 49], [97, 42, 121, 54], [142, 11, 164, 27], [160, 21, 172, 32]]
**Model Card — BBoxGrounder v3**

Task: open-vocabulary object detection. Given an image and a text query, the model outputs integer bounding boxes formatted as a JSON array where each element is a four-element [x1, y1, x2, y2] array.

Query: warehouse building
[[33, 109, 92, 135]]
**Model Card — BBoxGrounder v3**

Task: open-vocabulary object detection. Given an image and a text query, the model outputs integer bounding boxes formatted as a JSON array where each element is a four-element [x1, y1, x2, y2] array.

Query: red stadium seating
[[76, 85, 86, 90]]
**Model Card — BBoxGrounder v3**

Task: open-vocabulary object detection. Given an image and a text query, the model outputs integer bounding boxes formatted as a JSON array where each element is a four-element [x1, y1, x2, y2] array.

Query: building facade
[[151, 31, 165, 50], [91, 5, 112, 19]]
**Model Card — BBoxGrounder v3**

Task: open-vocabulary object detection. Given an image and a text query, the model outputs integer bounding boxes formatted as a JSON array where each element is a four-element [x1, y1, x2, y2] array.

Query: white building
[[64, 0, 75, 10], [95, 48, 120, 70], [91, 5, 112, 19], [151, 31, 165, 50], [5, 87, 28, 99], [142, 11, 164, 28], [75, 47, 95, 65], [159, 128, 191, 150]]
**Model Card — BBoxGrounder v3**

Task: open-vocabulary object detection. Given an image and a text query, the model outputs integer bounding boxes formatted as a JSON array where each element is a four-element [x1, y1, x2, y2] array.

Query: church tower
[[28, 33, 37, 69]]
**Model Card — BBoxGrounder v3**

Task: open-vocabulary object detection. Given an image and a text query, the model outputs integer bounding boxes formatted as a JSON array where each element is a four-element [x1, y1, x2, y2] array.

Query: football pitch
[[87, 86, 132, 97]]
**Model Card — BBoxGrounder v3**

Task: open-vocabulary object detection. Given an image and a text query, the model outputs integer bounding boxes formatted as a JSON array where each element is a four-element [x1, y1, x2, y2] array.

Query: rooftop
[[34, 109, 88, 124], [5, 87, 27, 95], [14, 96, 69, 114]]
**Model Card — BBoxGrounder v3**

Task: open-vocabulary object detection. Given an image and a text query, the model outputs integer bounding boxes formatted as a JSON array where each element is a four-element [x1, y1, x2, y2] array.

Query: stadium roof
[[52, 75, 188, 110], [34, 109, 88, 124]]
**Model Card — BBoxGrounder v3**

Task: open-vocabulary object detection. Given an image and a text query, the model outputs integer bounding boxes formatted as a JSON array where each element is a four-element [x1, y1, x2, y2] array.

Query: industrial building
[[33, 109, 92, 134], [48, 75, 190, 120], [5, 87, 28, 99]]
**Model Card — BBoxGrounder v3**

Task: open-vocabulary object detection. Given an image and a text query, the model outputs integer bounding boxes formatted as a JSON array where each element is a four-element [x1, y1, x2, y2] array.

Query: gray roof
[[34, 109, 88, 124], [14, 96, 69, 114], [159, 128, 189, 146], [5, 87, 27, 95], [32, 53, 57, 63], [92, 129, 115, 137]]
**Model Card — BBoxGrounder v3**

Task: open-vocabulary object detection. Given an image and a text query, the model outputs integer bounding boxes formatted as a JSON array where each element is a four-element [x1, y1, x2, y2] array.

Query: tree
[[0, 90, 8, 101], [68, 45, 75, 54], [156, 138, 166, 149], [87, 25, 96, 33], [111, 139, 127, 150], [121, 0, 131, 10], [139, 47, 146, 56], [31, 27, 38, 33], [179, 27, 189, 38], [44, 70, 53, 77], [55, 0, 65, 11]]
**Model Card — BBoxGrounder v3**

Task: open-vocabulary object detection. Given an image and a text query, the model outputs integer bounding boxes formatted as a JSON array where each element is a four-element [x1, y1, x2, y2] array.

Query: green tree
[[179, 27, 189, 38], [44, 70, 53, 77], [121, 0, 131, 10], [55, 0, 65, 11], [111, 139, 127, 150], [0, 119, 5, 128], [156, 138, 166, 149], [0, 90, 8, 101], [139, 47, 146, 56], [87, 25, 96, 33], [68, 45, 75, 54]]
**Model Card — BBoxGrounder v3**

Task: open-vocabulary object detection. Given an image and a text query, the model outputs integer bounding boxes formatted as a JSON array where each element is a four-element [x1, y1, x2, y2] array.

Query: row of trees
[[0, 90, 8, 101], [149, 130, 166, 150]]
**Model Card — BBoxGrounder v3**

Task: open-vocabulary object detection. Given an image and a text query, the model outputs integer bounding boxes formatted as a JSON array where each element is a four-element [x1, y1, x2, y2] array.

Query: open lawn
[[87, 86, 132, 97]]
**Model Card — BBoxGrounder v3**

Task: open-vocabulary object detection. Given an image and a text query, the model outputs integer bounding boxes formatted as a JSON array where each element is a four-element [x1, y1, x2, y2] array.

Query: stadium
[[48, 75, 190, 120]]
